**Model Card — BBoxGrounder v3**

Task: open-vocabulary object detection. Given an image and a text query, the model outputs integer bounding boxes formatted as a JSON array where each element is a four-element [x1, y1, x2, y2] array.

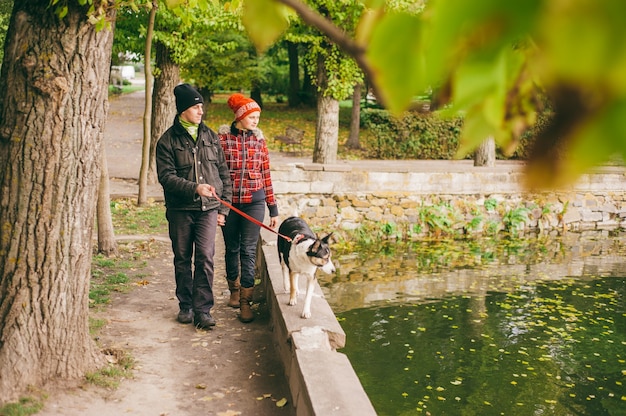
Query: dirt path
[[39, 238, 294, 416], [37, 87, 295, 415]]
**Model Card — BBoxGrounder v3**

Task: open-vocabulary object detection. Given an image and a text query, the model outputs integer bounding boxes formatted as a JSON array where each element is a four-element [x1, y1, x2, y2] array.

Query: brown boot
[[239, 287, 255, 323], [227, 278, 240, 308]]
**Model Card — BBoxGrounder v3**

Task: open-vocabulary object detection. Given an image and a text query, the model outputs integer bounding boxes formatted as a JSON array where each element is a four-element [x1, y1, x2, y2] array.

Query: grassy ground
[[205, 93, 370, 160], [109, 84, 370, 160]]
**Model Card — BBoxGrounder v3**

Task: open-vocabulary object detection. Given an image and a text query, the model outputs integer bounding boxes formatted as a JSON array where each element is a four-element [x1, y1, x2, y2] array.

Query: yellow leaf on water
[[217, 411, 242, 416], [276, 398, 288, 407]]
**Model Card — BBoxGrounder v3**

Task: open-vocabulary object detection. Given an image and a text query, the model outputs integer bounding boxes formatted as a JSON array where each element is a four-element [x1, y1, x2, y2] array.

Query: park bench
[[274, 126, 304, 155]]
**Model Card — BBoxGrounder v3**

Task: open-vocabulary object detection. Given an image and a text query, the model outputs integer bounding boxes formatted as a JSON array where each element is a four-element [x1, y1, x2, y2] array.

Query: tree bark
[[312, 54, 339, 164], [0, 2, 113, 404], [474, 136, 496, 167], [345, 83, 362, 149], [313, 95, 339, 164], [149, 42, 180, 186], [138, 1, 157, 206], [97, 144, 118, 256]]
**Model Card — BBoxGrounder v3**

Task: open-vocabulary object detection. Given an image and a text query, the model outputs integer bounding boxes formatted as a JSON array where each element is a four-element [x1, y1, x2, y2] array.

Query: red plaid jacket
[[218, 124, 278, 217]]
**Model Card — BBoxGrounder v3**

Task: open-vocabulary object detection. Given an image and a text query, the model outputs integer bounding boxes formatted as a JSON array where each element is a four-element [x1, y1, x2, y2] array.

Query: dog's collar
[[292, 234, 306, 244]]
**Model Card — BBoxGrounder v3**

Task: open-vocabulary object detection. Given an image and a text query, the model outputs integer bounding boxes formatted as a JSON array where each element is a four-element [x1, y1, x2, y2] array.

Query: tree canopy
[[234, 0, 626, 189]]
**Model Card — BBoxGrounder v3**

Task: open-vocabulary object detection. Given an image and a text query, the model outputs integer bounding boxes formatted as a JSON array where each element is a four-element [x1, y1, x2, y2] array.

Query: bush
[[360, 108, 550, 160], [508, 110, 554, 159], [361, 109, 463, 159]]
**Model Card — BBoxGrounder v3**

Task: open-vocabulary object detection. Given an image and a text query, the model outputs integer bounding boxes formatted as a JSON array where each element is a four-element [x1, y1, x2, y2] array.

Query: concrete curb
[[260, 243, 377, 416]]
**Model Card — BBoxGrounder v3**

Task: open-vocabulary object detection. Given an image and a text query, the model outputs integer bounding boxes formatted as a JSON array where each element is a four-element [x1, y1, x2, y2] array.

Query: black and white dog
[[277, 217, 335, 319]]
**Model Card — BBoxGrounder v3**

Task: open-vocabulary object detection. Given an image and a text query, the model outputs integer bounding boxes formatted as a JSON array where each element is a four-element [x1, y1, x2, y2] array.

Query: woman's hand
[[269, 216, 278, 229]]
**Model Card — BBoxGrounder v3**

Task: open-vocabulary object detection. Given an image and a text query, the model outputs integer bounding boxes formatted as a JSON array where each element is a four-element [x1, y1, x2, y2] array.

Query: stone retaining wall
[[259, 160, 626, 415], [257, 241, 377, 416], [271, 162, 626, 234]]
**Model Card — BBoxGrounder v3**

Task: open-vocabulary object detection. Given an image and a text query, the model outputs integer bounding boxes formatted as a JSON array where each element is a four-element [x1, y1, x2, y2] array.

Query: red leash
[[214, 195, 292, 242]]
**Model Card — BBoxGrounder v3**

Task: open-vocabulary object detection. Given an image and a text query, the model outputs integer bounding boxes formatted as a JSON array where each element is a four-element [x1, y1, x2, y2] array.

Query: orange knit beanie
[[227, 93, 261, 121]]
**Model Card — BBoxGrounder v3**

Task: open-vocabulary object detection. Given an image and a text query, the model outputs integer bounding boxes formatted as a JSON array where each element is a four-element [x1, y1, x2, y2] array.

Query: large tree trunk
[[0, 2, 113, 404], [149, 42, 180, 186], [287, 41, 301, 107], [345, 83, 362, 149], [138, 1, 156, 206], [474, 136, 496, 167]]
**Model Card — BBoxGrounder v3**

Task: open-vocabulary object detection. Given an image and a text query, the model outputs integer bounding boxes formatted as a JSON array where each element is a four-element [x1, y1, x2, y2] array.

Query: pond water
[[319, 232, 626, 415]]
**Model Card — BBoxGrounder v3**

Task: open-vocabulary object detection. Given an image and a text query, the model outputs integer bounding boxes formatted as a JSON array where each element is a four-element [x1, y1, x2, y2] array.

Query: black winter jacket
[[156, 116, 232, 215]]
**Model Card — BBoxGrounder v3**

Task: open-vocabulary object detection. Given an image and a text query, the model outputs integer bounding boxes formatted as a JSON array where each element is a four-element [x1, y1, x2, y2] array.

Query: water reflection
[[321, 231, 626, 312], [319, 231, 626, 415]]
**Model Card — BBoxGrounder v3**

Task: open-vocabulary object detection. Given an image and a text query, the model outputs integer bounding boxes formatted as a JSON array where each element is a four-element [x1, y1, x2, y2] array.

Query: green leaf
[[164, 0, 186, 8], [539, 1, 626, 90], [565, 98, 626, 180], [367, 12, 424, 114], [243, 0, 290, 52]]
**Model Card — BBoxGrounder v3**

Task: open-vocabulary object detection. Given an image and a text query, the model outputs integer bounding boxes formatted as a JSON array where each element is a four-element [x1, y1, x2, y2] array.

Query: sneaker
[[177, 309, 193, 324], [194, 312, 216, 329]]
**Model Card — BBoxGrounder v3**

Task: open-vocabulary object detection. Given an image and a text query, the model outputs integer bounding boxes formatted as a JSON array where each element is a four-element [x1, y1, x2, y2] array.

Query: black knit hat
[[174, 83, 203, 114]]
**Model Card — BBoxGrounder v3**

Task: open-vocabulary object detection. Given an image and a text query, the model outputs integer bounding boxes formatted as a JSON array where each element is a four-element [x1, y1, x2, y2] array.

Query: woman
[[218, 93, 279, 323]]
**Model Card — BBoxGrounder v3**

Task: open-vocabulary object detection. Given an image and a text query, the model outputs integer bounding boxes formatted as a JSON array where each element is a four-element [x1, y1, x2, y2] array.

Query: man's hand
[[217, 214, 226, 227], [196, 184, 216, 198]]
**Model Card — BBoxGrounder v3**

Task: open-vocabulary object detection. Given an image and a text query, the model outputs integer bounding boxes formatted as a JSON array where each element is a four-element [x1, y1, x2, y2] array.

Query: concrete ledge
[[260, 243, 376, 416]]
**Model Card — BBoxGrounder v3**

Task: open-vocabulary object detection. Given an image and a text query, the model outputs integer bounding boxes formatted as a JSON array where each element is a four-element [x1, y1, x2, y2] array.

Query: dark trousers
[[221, 201, 265, 288], [166, 209, 217, 314]]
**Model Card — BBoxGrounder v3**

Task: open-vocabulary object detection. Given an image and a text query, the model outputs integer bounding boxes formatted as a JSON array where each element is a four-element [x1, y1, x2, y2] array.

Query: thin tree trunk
[[301, 63, 316, 107], [138, 1, 157, 206], [251, 83, 263, 108], [313, 54, 339, 164], [149, 42, 180, 185], [0, 2, 113, 403], [346, 83, 362, 149], [313, 95, 339, 164], [474, 136, 496, 167], [97, 144, 118, 255]]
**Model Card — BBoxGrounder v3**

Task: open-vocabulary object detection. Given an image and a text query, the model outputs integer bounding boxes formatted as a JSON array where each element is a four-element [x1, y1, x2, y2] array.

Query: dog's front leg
[[281, 262, 291, 294], [288, 272, 299, 306], [301, 274, 316, 319]]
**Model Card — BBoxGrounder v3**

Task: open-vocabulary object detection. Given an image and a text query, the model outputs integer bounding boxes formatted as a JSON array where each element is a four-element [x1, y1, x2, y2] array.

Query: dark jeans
[[221, 201, 265, 288], [166, 209, 217, 314]]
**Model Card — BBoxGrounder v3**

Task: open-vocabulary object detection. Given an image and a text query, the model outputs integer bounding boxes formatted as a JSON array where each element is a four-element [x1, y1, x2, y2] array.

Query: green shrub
[[361, 109, 464, 159], [360, 108, 550, 160]]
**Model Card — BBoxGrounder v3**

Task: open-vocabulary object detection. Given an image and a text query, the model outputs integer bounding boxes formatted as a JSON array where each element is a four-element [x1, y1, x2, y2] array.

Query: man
[[156, 83, 232, 330]]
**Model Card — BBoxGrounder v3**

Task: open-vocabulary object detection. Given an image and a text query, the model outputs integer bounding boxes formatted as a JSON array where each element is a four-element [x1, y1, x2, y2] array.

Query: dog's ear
[[321, 232, 334, 245], [310, 240, 321, 252]]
